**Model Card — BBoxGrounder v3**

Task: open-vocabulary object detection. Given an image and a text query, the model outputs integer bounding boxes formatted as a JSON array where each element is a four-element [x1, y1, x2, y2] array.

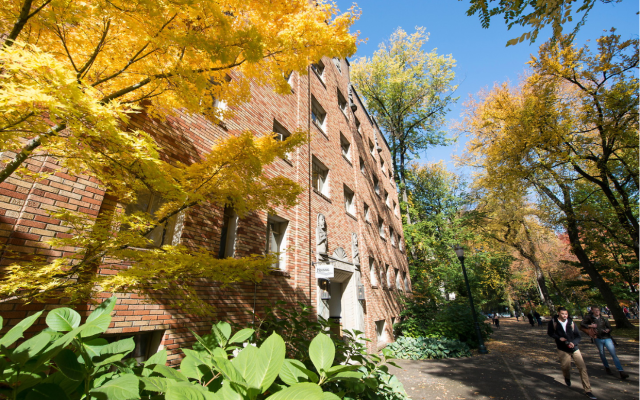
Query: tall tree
[[461, 33, 638, 327], [350, 28, 457, 222], [0, 0, 359, 312], [463, 0, 625, 45]]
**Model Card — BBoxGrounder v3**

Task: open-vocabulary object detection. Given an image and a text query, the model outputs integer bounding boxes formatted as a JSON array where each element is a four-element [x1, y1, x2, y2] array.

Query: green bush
[[394, 300, 492, 348], [387, 336, 471, 360], [0, 298, 409, 400]]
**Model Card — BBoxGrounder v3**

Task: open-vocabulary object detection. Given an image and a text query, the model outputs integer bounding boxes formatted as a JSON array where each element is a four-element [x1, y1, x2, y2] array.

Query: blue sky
[[337, 0, 639, 176]]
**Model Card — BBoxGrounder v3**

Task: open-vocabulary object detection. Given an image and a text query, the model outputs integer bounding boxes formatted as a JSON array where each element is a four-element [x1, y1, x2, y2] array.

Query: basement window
[[103, 330, 164, 363]]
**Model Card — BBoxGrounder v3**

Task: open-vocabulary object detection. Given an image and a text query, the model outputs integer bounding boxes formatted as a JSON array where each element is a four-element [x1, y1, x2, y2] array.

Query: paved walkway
[[389, 318, 639, 400]]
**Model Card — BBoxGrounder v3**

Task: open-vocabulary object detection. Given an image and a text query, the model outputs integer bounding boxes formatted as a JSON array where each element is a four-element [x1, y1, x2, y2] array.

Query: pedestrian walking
[[527, 312, 535, 327], [581, 306, 629, 380], [604, 306, 611, 318], [623, 306, 630, 319], [548, 307, 597, 399], [516, 312, 520, 322], [521, 311, 525, 322], [494, 313, 500, 329], [534, 310, 542, 327]]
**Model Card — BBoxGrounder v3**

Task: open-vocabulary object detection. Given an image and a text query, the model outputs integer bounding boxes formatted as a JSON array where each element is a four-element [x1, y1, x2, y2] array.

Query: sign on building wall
[[316, 263, 334, 279]]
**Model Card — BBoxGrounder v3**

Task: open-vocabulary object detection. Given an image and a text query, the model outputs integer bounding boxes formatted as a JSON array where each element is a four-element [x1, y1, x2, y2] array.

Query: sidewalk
[[388, 318, 639, 400]]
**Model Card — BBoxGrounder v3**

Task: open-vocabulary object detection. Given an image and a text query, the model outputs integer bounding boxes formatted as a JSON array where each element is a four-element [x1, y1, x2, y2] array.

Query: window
[[311, 97, 327, 132], [395, 268, 400, 289], [375, 320, 386, 343], [312, 60, 325, 80], [273, 120, 291, 142], [344, 185, 355, 215], [218, 206, 238, 258], [373, 175, 380, 195], [399, 238, 404, 252], [124, 190, 183, 248], [359, 157, 365, 175], [369, 257, 377, 287], [378, 217, 385, 238], [390, 227, 395, 246], [389, 170, 394, 186], [266, 215, 289, 270], [337, 90, 348, 115], [363, 202, 370, 222], [103, 330, 164, 363], [369, 138, 375, 156], [385, 264, 391, 288], [333, 57, 342, 73], [381, 159, 385, 172], [384, 190, 389, 207], [312, 157, 329, 196], [340, 133, 351, 159], [403, 272, 409, 291], [284, 71, 294, 89], [379, 265, 386, 288], [393, 200, 397, 216], [355, 117, 362, 135]]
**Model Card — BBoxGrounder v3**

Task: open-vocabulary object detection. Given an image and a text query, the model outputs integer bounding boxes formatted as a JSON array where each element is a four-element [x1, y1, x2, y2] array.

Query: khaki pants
[[557, 349, 591, 392]]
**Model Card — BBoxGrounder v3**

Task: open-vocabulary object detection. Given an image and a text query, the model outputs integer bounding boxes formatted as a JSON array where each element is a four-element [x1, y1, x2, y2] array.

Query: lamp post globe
[[453, 244, 488, 354]]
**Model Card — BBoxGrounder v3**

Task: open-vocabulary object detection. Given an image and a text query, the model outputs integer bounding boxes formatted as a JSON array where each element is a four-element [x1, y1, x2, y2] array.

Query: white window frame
[[395, 268, 401, 289], [124, 190, 184, 248], [312, 60, 325, 81], [266, 215, 289, 270], [355, 117, 362, 135], [390, 226, 395, 246], [340, 133, 351, 160], [312, 156, 330, 196], [337, 89, 348, 115], [369, 257, 377, 287], [385, 264, 391, 288], [373, 175, 380, 195], [311, 97, 327, 133], [375, 320, 386, 343], [218, 206, 238, 259], [384, 190, 390, 208], [333, 57, 342, 74], [378, 217, 385, 239], [363, 202, 370, 222], [369, 138, 375, 156], [344, 185, 355, 215]]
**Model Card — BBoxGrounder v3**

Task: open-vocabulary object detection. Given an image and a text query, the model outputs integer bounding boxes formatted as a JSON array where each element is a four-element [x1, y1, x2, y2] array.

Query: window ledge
[[371, 285, 379, 289], [345, 212, 357, 221], [312, 122, 329, 140], [270, 270, 291, 278], [312, 69, 327, 88], [280, 157, 293, 167], [342, 155, 352, 165], [313, 188, 332, 203]]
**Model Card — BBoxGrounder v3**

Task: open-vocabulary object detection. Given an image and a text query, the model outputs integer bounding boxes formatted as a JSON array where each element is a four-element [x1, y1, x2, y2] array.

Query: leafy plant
[[387, 336, 471, 360], [0, 299, 410, 400]]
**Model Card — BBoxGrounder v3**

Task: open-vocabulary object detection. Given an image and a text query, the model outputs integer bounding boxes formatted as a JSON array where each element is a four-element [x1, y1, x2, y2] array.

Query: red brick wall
[[0, 57, 410, 361]]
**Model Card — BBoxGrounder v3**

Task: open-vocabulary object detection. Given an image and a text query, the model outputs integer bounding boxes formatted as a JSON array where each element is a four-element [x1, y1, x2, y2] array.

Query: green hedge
[[387, 336, 471, 360]]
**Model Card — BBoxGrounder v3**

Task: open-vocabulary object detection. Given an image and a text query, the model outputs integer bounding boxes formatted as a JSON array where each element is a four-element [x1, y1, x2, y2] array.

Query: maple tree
[[461, 32, 638, 327], [0, 0, 359, 311], [351, 28, 457, 222]]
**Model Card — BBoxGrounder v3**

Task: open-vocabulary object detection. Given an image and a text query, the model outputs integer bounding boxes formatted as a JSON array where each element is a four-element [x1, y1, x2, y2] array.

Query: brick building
[[0, 56, 410, 363]]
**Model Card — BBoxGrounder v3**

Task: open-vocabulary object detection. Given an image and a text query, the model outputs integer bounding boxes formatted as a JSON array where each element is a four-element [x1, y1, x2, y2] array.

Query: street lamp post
[[454, 245, 488, 354]]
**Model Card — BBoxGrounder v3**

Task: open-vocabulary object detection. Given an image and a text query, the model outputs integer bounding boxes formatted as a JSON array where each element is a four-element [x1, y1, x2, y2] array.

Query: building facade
[[0, 57, 410, 363]]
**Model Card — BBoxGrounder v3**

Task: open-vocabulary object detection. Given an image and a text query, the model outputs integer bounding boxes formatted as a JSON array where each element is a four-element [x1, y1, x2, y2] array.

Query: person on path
[[604, 306, 611, 317], [548, 307, 597, 400], [534, 310, 542, 327], [581, 306, 629, 380], [623, 306, 630, 319], [521, 311, 526, 322], [527, 312, 535, 327], [494, 313, 500, 328], [516, 312, 520, 322]]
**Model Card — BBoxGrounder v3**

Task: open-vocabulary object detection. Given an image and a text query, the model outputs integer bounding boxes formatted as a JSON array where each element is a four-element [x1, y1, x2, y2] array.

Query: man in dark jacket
[[548, 307, 596, 399], [581, 306, 629, 379]]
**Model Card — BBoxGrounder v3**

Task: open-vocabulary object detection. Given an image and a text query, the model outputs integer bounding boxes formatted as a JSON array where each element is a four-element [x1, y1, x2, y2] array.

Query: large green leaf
[[80, 313, 112, 338], [181, 349, 212, 381], [42, 371, 83, 397], [278, 359, 310, 386], [144, 349, 167, 367], [165, 381, 218, 400], [308, 334, 334, 373], [46, 308, 81, 332], [10, 331, 52, 365], [82, 338, 108, 360], [212, 356, 245, 385], [0, 311, 43, 348], [86, 296, 117, 324], [212, 322, 232, 347], [264, 383, 324, 400], [33, 325, 86, 370], [25, 383, 69, 400], [93, 337, 135, 366], [228, 329, 254, 344], [90, 374, 140, 400], [153, 364, 188, 382], [321, 393, 341, 400], [140, 376, 171, 392], [232, 333, 285, 392], [53, 349, 84, 381]]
